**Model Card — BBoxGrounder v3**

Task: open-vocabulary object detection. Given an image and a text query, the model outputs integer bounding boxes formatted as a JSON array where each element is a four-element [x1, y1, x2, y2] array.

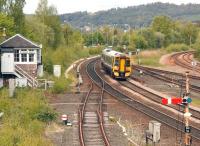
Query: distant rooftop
[[0, 34, 40, 49]]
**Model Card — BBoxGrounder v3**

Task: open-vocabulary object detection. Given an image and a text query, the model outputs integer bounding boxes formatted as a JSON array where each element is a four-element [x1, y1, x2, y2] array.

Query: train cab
[[101, 48, 132, 79], [112, 55, 131, 79]]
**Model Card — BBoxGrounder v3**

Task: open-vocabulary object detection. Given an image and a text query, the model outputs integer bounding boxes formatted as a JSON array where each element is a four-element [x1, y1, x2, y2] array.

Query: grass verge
[[191, 98, 200, 107], [133, 49, 165, 67], [0, 88, 56, 146]]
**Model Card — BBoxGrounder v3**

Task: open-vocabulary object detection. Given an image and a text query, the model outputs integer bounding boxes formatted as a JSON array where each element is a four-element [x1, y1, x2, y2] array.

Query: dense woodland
[[60, 3, 200, 28]]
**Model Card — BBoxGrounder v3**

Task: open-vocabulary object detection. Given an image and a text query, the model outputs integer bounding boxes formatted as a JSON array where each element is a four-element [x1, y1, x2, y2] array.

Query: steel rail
[[119, 80, 200, 120], [132, 64, 200, 80], [86, 59, 200, 140], [78, 83, 93, 146], [171, 51, 200, 73], [132, 66, 200, 93], [86, 59, 111, 146]]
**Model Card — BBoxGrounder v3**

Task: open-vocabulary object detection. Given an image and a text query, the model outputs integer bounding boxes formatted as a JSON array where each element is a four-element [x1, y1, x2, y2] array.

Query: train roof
[[102, 48, 124, 57]]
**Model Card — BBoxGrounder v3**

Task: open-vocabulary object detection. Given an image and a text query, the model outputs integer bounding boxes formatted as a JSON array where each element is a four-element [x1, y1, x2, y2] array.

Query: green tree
[[154, 32, 165, 48], [121, 33, 129, 46], [151, 16, 174, 46], [46, 5, 62, 48], [9, 0, 26, 34], [139, 28, 156, 48], [35, 0, 49, 24], [180, 22, 198, 46], [25, 16, 54, 48], [62, 24, 73, 46], [152, 16, 173, 35], [134, 35, 147, 49], [85, 31, 104, 46], [36, 0, 62, 48], [99, 25, 113, 45], [0, 13, 14, 39], [194, 32, 200, 58], [0, 0, 7, 12]]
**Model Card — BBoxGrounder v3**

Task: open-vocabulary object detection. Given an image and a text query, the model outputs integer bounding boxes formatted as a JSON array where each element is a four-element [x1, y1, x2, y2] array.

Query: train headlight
[[114, 66, 119, 71]]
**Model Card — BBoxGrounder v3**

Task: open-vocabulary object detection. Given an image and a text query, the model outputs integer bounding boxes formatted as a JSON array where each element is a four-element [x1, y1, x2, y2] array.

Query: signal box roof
[[0, 34, 40, 49]]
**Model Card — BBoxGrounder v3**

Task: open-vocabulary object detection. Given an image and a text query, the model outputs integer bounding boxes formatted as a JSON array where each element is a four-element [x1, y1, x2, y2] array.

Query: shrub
[[89, 47, 103, 55], [52, 76, 71, 94], [166, 43, 189, 53], [34, 110, 57, 122], [0, 89, 54, 145], [43, 56, 53, 74]]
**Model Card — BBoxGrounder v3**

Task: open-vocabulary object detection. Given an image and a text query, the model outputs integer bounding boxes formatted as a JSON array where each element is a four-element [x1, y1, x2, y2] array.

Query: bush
[[166, 43, 189, 53], [88, 47, 103, 55], [194, 48, 200, 59], [52, 76, 71, 94], [43, 55, 53, 74], [0, 88, 54, 145], [34, 110, 57, 122]]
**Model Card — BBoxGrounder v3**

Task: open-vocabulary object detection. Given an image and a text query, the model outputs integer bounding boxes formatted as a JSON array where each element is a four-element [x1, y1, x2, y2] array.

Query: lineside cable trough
[[145, 120, 161, 146]]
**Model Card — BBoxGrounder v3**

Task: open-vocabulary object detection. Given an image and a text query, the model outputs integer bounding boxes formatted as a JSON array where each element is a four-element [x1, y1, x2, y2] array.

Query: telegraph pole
[[184, 71, 192, 146]]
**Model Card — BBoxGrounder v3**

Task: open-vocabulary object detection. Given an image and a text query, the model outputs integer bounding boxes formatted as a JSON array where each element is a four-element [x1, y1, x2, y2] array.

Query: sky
[[24, 0, 200, 14]]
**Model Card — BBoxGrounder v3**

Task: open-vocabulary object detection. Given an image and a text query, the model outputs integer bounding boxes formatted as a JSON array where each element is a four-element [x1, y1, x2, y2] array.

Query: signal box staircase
[[14, 65, 38, 87]]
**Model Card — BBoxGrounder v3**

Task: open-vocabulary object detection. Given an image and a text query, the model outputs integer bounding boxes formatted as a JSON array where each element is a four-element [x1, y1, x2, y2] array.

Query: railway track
[[133, 64, 200, 80], [119, 79, 200, 120], [78, 60, 111, 146], [86, 58, 200, 141], [132, 65, 200, 93], [171, 51, 200, 73]]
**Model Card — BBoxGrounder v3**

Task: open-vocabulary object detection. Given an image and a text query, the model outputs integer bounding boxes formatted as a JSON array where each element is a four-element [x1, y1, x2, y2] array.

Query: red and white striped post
[[162, 97, 183, 105], [61, 114, 68, 125]]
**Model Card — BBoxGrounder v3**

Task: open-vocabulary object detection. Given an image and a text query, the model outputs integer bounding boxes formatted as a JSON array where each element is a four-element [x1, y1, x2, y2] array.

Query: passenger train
[[101, 48, 132, 79]]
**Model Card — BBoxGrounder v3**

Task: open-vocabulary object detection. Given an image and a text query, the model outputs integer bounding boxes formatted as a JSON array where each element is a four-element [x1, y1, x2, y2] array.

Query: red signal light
[[172, 97, 182, 104], [162, 98, 168, 105]]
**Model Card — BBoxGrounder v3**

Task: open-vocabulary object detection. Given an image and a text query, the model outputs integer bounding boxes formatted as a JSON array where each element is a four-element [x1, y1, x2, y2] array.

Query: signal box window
[[14, 50, 20, 62], [29, 54, 34, 62], [21, 54, 27, 62]]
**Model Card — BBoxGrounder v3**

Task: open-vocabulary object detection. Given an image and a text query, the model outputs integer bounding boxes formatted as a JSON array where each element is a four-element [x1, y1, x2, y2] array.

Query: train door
[[119, 58, 125, 72]]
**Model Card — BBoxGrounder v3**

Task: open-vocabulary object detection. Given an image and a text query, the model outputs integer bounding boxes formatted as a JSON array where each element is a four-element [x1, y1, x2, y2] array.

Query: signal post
[[162, 71, 192, 146], [184, 72, 192, 146]]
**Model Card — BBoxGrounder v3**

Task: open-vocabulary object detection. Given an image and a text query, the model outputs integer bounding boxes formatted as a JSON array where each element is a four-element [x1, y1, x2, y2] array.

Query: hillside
[[60, 2, 200, 28]]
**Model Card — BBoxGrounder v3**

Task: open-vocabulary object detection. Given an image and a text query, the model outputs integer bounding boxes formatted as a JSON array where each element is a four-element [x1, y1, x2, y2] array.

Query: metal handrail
[[15, 65, 38, 87]]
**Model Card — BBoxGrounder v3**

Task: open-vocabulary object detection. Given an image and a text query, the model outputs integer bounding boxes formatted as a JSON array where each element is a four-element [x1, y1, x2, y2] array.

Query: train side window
[[114, 59, 119, 66], [126, 60, 130, 66]]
